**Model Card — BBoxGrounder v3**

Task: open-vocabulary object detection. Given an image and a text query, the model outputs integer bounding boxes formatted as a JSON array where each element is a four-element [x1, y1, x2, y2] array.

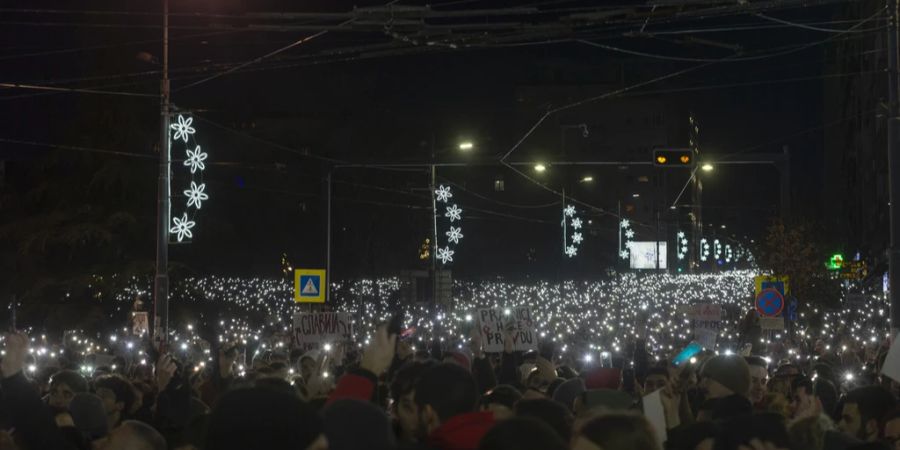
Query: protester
[[838, 386, 897, 443], [699, 355, 751, 400], [477, 417, 566, 450], [745, 356, 769, 409], [415, 363, 495, 450], [47, 370, 89, 411], [94, 374, 137, 429], [572, 413, 660, 450]]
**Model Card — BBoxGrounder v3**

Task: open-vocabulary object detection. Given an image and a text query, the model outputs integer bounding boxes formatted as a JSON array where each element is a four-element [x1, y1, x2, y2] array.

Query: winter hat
[[583, 368, 622, 390], [69, 393, 109, 441], [580, 389, 634, 412], [483, 385, 523, 409], [205, 387, 322, 450], [444, 350, 472, 371], [551, 377, 585, 412], [702, 355, 751, 398], [322, 399, 396, 450]]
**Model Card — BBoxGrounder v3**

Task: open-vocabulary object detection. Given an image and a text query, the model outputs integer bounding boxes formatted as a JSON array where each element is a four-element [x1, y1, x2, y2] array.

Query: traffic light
[[653, 148, 694, 168]]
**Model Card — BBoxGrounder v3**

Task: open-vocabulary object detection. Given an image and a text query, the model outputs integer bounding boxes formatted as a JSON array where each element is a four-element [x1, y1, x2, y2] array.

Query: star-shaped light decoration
[[565, 245, 578, 257], [446, 226, 464, 244], [184, 146, 208, 174], [572, 232, 583, 244], [184, 181, 209, 209], [170, 115, 195, 143], [170, 213, 196, 242], [445, 204, 462, 222], [435, 185, 453, 203], [571, 218, 583, 230], [625, 229, 635, 239], [619, 249, 630, 259], [564, 205, 576, 217], [620, 219, 630, 229], [436, 246, 455, 264]]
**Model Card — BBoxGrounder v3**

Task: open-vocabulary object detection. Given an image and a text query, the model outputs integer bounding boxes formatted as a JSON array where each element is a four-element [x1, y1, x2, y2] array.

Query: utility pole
[[153, 0, 171, 345], [689, 114, 702, 273], [431, 164, 438, 309], [326, 170, 332, 303], [887, 0, 900, 335]]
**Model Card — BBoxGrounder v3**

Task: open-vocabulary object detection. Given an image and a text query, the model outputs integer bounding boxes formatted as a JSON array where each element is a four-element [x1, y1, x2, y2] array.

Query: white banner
[[292, 312, 354, 345], [477, 307, 537, 352]]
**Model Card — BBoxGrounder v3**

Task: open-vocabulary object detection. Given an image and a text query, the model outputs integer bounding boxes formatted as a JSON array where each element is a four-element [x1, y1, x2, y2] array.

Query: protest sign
[[643, 389, 668, 446], [882, 333, 900, 383], [292, 312, 354, 345], [689, 304, 721, 350], [477, 307, 537, 352]]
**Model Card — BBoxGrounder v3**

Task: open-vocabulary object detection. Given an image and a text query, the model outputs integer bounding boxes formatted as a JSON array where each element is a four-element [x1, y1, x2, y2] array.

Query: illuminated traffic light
[[653, 149, 694, 168]]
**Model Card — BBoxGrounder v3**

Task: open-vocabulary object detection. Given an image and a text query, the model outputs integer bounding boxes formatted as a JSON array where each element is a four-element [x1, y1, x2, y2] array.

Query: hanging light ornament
[[169, 114, 209, 243], [434, 185, 464, 264], [563, 205, 584, 257]]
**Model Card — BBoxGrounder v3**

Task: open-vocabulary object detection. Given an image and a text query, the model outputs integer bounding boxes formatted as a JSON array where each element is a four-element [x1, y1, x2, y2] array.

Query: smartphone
[[672, 342, 702, 366]]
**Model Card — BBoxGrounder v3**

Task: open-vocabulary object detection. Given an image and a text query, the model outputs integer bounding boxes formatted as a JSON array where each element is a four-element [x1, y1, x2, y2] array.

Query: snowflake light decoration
[[168, 114, 209, 244], [184, 146, 208, 174], [446, 226, 464, 244], [184, 181, 209, 209], [562, 205, 586, 258], [714, 239, 723, 261], [700, 238, 711, 262], [436, 246, 455, 264], [170, 115, 195, 143], [619, 218, 634, 260], [435, 185, 453, 203], [445, 204, 463, 222], [170, 213, 196, 242], [434, 186, 463, 265], [676, 231, 689, 261], [725, 244, 733, 263]]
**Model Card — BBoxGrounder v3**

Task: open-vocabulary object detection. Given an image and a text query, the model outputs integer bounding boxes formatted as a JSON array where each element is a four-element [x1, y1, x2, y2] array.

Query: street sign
[[294, 269, 326, 303], [756, 288, 785, 317], [754, 275, 790, 298]]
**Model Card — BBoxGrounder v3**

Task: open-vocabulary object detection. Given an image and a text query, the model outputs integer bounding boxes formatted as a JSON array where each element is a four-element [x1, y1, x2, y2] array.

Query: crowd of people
[[2, 300, 900, 450]]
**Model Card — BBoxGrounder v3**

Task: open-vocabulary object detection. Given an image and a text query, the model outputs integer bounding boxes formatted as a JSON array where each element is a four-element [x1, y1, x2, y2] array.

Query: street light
[[581, 176, 594, 183], [701, 163, 714, 172], [458, 141, 474, 151], [534, 163, 547, 173]]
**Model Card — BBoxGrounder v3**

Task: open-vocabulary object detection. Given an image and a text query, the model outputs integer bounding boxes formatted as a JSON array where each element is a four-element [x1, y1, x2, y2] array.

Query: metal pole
[[153, 0, 170, 345], [562, 189, 567, 256], [780, 145, 791, 218], [326, 170, 332, 303], [888, 0, 900, 335], [431, 165, 438, 308]]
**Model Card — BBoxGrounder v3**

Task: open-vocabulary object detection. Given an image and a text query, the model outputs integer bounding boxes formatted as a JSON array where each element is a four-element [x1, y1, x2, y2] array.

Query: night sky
[[0, 0, 872, 284]]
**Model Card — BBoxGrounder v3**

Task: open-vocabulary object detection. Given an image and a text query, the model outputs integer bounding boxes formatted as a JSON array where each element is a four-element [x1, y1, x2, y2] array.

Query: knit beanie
[[483, 385, 523, 409], [322, 399, 396, 450], [551, 377, 585, 412], [69, 393, 109, 441], [702, 355, 751, 398], [205, 387, 322, 450]]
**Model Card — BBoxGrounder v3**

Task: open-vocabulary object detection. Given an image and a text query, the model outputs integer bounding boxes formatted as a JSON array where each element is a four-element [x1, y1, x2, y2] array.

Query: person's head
[[514, 398, 574, 442], [883, 409, 900, 450], [100, 420, 166, 450], [477, 417, 567, 450], [322, 399, 396, 450], [700, 355, 751, 400], [48, 370, 88, 410], [390, 361, 434, 442], [94, 375, 136, 428], [572, 413, 660, 450], [644, 367, 669, 394], [481, 385, 523, 421], [791, 376, 815, 417], [69, 392, 109, 443], [744, 356, 768, 405], [551, 377, 585, 412], [788, 414, 833, 450], [205, 387, 326, 450], [839, 386, 897, 442], [415, 363, 478, 436]]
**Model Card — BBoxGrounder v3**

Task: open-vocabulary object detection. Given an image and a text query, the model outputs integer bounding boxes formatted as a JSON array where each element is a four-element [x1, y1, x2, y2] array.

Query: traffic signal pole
[[887, 0, 900, 336]]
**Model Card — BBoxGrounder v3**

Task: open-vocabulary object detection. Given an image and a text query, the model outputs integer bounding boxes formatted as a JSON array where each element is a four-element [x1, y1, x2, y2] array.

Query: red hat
[[583, 368, 622, 390]]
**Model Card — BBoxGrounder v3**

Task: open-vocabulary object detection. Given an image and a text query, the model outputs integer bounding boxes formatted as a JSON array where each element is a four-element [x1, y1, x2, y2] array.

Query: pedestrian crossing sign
[[294, 269, 326, 303]]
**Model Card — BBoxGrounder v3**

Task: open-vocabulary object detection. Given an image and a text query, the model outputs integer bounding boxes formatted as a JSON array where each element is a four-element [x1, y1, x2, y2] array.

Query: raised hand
[[360, 324, 396, 375], [1, 332, 28, 378]]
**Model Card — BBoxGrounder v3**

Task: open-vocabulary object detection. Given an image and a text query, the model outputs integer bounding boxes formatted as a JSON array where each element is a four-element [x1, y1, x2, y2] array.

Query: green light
[[825, 254, 844, 270]]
